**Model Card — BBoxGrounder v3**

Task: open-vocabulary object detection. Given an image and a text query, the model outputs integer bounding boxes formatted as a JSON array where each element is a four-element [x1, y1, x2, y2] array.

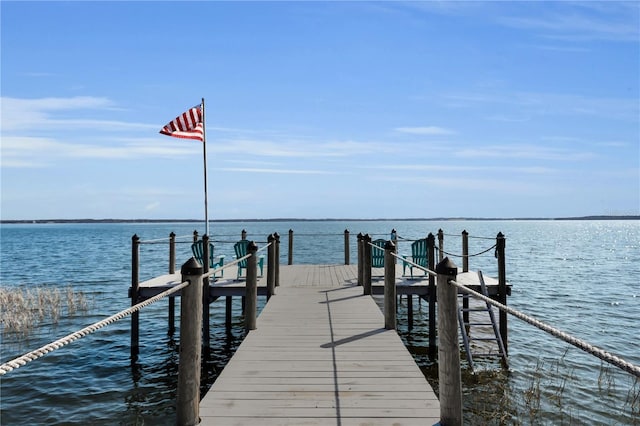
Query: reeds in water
[[0, 286, 91, 338]]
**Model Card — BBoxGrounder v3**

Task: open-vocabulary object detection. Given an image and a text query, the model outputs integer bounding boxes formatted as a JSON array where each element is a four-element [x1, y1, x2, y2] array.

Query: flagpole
[[201, 97, 209, 236]]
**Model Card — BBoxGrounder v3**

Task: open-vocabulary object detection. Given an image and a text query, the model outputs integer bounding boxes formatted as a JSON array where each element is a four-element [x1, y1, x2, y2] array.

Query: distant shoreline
[[1, 215, 639, 224]]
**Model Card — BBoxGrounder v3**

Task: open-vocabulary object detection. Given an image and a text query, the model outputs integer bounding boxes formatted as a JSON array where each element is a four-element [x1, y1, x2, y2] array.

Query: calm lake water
[[1, 220, 638, 425]]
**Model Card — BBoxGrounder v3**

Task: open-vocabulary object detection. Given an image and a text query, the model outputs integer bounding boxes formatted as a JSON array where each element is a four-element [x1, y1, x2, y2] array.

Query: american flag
[[159, 105, 204, 141]]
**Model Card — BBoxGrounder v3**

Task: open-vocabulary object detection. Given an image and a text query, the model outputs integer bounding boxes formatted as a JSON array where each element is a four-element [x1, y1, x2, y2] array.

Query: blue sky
[[1, 1, 638, 220]]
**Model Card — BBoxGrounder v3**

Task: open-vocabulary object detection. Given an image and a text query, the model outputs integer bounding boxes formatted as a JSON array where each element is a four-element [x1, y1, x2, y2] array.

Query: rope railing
[[202, 248, 264, 280], [449, 277, 640, 378], [439, 244, 497, 258], [0, 279, 191, 376], [139, 234, 193, 244], [390, 251, 437, 277]]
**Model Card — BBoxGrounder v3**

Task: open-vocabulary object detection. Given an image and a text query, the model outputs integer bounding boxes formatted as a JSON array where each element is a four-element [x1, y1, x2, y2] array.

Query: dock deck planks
[[199, 265, 440, 425]]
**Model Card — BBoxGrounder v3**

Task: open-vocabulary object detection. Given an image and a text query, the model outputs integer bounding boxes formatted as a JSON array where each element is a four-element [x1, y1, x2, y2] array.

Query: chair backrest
[[191, 240, 214, 268], [234, 239, 251, 267], [371, 238, 386, 268], [411, 238, 428, 267]]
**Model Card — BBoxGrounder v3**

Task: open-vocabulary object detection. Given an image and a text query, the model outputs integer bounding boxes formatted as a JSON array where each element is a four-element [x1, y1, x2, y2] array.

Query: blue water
[[1, 220, 638, 425]]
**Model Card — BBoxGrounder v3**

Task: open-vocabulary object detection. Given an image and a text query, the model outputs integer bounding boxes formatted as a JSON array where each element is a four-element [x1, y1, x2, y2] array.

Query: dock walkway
[[199, 264, 440, 425]]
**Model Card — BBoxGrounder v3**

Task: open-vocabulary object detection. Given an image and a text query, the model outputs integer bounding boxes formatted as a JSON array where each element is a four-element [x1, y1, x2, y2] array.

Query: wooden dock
[[199, 265, 440, 425]]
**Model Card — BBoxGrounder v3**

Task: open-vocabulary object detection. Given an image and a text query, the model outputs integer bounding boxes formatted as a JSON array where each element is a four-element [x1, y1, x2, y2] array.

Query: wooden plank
[[199, 281, 440, 425]]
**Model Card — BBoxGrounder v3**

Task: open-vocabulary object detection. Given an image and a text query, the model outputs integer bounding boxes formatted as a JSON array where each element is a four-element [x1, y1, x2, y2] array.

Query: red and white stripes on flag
[[159, 105, 204, 141]]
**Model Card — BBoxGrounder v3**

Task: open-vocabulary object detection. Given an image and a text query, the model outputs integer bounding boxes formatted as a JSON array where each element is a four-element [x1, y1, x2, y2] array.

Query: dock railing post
[[357, 233, 363, 286], [202, 234, 211, 350], [192, 230, 198, 243], [177, 257, 204, 426], [288, 229, 294, 265], [267, 234, 275, 300], [390, 229, 398, 261], [496, 232, 508, 355], [274, 232, 280, 287], [438, 229, 444, 262], [427, 233, 436, 359], [344, 229, 350, 265], [461, 230, 469, 325], [245, 241, 258, 331], [461, 230, 469, 273], [363, 234, 372, 295], [130, 234, 140, 362], [241, 229, 247, 240], [169, 232, 176, 334], [384, 240, 396, 330], [436, 257, 462, 425]]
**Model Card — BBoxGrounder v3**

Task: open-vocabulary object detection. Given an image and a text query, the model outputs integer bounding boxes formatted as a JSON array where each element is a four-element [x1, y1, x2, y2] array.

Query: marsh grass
[[0, 286, 92, 339]]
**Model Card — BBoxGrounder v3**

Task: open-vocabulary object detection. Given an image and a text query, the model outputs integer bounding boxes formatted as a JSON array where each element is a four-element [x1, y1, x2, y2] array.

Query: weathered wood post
[[496, 232, 508, 355], [168, 232, 176, 334], [461, 230, 470, 326], [225, 296, 232, 333], [267, 234, 276, 300], [201, 234, 211, 350], [344, 229, 350, 265], [241, 229, 247, 240], [427, 233, 436, 359], [384, 240, 396, 330], [130, 234, 140, 362], [177, 257, 203, 426], [274, 232, 281, 287], [245, 241, 258, 331], [357, 233, 363, 286], [288, 229, 294, 265], [192, 230, 198, 243], [390, 228, 397, 251], [363, 234, 372, 295], [436, 257, 462, 425], [438, 229, 444, 261], [461, 230, 469, 272]]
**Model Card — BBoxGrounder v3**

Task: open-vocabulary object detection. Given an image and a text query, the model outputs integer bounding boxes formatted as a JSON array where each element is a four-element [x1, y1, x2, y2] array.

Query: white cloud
[[218, 167, 337, 175], [395, 126, 456, 135]]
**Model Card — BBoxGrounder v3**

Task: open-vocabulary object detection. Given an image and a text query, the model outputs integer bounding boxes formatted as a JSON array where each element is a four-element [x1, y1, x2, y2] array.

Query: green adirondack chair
[[233, 239, 265, 279], [371, 238, 387, 268], [191, 240, 225, 278], [402, 238, 428, 278]]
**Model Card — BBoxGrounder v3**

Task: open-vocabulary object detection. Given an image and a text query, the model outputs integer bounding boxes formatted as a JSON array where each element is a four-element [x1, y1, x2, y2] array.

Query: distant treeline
[[2, 215, 639, 224]]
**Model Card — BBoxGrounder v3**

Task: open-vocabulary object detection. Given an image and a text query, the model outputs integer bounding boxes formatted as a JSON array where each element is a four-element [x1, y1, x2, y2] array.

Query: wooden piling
[[436, 257, 462, 425], [130, 234, 140, 362], [245, 241, 258, 331], [192, 230, 198, 243], [225, 296, 232, 332], [427, 233, 436, 359], [496, 232, 508, 355], [344, 229, 350, 265], [177, 258, 203, 426], [274, 232, 280, 287], [407, 294, 414, 330], [461, 230, 469, 325], [202, 234, 211, 350], [241, 229, 247, 240], [438, 229, 444, 262], [357, 233, 363, 286], [384, 240, 396, 330], [168, 232, 176, 335], [267, 234, 275, 300], [288, 229, 293, 265], [363, 234, 372, 295]]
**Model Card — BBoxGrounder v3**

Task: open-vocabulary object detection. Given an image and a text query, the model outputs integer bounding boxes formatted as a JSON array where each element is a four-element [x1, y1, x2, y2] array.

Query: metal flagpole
[[201, 97, 209, 236]]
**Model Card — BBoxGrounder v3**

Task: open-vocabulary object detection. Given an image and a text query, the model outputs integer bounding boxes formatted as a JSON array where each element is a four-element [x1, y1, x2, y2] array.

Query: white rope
[[0, 280, 190, 375], [449, 279, 640, 378]]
